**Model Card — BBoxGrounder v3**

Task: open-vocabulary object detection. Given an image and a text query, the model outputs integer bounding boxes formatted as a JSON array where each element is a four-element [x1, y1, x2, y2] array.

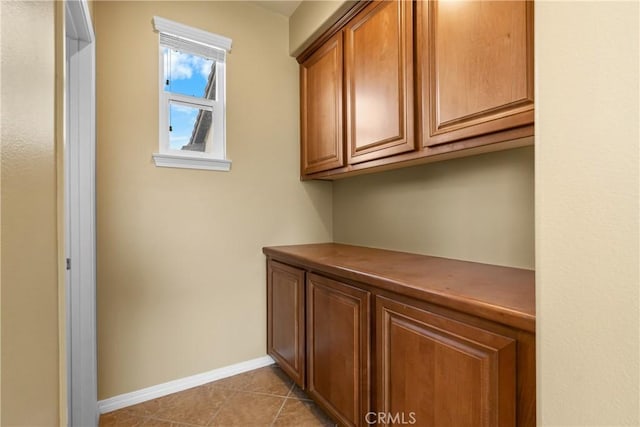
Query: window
[[152, 16, 232, 171]]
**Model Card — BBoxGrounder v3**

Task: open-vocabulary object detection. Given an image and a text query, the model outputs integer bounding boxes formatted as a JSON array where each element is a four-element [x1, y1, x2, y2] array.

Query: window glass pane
[[169, 102, 213, 152], [163, 47, 216, 100]]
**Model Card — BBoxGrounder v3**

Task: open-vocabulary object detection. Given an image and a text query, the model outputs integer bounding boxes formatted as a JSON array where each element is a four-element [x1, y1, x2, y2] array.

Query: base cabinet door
[[267, 260, 305, 387], [376, 296, 517, 427], [307, 273, 371, 427]]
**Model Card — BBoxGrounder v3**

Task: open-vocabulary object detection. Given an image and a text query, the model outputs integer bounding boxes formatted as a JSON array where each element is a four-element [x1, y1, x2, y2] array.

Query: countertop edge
[[263, 245, 535, 333]]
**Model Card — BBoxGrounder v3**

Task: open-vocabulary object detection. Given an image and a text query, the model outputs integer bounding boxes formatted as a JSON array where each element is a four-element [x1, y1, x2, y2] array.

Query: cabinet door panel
[[307, 273, 370, 427], [267, 260, 305, 387], [418, 0, 534, 146], [377, 296, 516, 427], [301, 32, 344, 175], [345, 0, 414, 164]]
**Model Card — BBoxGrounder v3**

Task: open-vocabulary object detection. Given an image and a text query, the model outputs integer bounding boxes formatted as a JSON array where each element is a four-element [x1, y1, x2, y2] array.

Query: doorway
[[64, 0, 97, 425]]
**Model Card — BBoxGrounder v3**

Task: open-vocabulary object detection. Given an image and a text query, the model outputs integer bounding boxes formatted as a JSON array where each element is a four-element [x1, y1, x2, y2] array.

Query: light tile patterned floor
[[99, 365, 336, 426]]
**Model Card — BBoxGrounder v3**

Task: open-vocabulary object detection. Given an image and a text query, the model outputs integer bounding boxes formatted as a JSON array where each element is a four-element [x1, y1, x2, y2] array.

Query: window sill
[[152, 153, 231, 171]]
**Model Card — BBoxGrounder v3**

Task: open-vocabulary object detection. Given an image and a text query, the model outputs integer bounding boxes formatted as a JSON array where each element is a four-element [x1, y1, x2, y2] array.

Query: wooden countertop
[[263, 243, 535, 332]]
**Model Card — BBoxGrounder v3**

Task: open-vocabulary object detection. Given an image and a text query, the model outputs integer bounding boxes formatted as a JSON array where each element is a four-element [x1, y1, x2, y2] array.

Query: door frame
[[64, 1, 97, 425]]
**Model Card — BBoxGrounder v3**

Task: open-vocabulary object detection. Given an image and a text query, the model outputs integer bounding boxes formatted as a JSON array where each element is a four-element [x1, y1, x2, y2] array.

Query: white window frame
[[152, 16, 232, 171]]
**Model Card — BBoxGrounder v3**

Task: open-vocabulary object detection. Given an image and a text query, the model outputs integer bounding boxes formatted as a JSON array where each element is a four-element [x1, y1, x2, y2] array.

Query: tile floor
[[99, 365, 336, 426]]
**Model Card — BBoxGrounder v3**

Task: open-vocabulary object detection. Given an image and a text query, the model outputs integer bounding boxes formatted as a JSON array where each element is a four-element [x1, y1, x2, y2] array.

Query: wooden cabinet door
[[376, 296, 516, 427], [267, 260, 305, 387], [418, 0, 534, 147], [301, 32, 345, 175], [344, 0, 414, 164], [307, 273, 371, 427]]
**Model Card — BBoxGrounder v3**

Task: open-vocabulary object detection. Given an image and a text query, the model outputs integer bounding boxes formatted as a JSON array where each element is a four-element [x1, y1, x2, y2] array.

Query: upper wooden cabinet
[[344, 0, 414, 164], [300, 32, 344, 175], [297, 0, 534, 179], [417, 0, 534, 147]]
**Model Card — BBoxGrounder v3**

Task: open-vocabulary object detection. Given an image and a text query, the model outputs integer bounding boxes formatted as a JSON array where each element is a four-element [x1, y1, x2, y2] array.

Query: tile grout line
[[269, 382, 295, 427], [144, 415, 207, 427], [205, 370, 257, 426], [284, 381, 297, 399], [204, 389, 238, 427], [213, 388, 293, 400], [283, 384, 313, 402]]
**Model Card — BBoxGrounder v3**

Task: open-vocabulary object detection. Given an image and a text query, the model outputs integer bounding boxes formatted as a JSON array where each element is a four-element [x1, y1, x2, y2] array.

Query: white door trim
[[65, 1, 97, 426]]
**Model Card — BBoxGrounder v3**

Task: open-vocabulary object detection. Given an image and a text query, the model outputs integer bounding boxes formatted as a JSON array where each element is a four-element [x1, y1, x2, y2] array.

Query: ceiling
[[250, 0, 303, 17]]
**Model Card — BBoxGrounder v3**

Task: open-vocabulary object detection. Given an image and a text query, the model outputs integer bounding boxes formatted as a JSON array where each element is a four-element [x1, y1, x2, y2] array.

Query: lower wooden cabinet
[[265, 247, 535, 427], [266, 260, 305, 387], [307, 273, 371, 426], [376, 296, 516, 427]]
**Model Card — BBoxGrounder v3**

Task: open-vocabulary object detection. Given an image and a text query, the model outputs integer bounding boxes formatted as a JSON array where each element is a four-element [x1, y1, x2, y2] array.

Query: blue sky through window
[[163, 48, 215, 150], [169, 103, 199, 150]]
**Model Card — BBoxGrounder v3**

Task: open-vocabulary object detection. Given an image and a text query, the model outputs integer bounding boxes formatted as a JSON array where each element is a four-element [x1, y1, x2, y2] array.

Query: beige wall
[[536, 1, 639, 425], [289, 0, 353, 56], [0, 1, 60, 425], [334, 146, 535, 269], [95, 1, 332, 399], [54, 1, 67, 424], [0, 2, 3, 421]]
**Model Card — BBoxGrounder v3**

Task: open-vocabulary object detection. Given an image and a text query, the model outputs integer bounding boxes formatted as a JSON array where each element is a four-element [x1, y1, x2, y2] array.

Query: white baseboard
[[98, 355, 275, 414]]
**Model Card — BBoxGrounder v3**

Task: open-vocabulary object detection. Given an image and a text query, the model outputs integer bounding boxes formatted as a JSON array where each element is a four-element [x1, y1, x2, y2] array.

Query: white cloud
[[199, 60, 214, 80], [171, 104, 198, 117], [163, 48, 214, 81]]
